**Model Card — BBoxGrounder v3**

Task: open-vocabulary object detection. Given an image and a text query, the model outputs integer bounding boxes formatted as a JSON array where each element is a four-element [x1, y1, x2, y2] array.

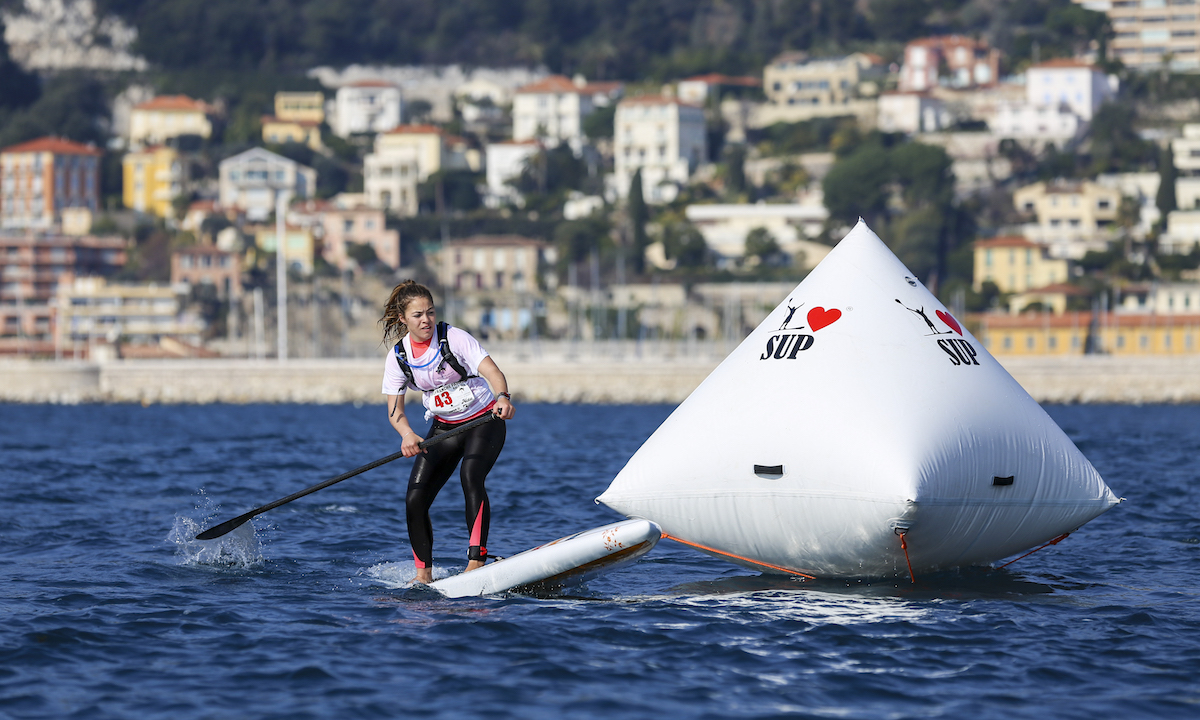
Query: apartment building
[[434, 235, 548, 294], [613, 95, 707, 203], [332, 81, 403, 137], [1173, 123, 1200, 210], [171, 246, 241, 300], [318, 206, 400, 270], [899, 36, 1002, 92], [973, 236, 1070, 293], [254, 225, 315, 274], [1077, 0, 1200, 70], [0, 137, 102, 231], [979, 311, 1200, 355], [218, 148, 316, 221], [1013, 179, 1122, 258], [362, 149, 419, 217], [128, 95, 214, 147], [763, 52, 884, 107], [485, 140, 540, 208], [512, 75, 623, 149], [1025, 59, 1117, 121], [57, 277, 205, 352], [274, 92, 325, 123], [122, 146, 187, 219]]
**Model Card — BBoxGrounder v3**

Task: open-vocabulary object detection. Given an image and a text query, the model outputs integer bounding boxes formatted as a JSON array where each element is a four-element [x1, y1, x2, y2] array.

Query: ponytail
[[380, 280, 435, 344]]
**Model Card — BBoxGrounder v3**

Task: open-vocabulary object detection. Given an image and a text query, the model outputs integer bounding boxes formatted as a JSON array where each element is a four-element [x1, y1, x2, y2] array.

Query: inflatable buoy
[[597, 220, 1118, 579]]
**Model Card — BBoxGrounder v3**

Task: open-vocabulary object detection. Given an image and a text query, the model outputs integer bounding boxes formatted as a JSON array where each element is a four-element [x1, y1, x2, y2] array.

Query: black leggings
[[406, 415, 506, 568]]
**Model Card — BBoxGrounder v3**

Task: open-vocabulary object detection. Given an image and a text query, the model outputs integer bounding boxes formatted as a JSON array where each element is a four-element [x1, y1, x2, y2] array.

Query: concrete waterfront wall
[[2, 354, 1200, 404]]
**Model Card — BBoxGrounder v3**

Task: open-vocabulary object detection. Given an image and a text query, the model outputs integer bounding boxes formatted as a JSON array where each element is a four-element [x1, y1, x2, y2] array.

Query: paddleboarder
[[380, 280, 515, 585]]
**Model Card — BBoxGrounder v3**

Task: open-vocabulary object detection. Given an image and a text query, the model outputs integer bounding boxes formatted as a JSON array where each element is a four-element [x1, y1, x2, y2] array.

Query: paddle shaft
[[195, 413, 496, 540]]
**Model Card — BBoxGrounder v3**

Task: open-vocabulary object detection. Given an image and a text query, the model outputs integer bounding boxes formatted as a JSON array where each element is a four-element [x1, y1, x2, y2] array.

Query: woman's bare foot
[[464, 559, 485, 573], [415, 567, 433, 584]]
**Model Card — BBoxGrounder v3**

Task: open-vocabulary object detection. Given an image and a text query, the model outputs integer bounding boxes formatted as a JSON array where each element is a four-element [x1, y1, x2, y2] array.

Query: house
[[254, 225, 315, 274], [684, 203, 830, 269], [1025, 59, 1117, 122], [434, 235, 549, 295], [613, 95, 707, 203], [1173, 123, 1200, 211], [0, 137, 102, 230], [362, 149, 419, 217], [1012, 180, 1121, 258], [218, 148, 316, 222], [1163, 210, 1200, 254], [677, 73, 761, 105], [899, 36, 1001, 92], [317, 205, 400, 270], [332, 81, 402, 137], [274, 92, 325, 123], [512, 75, 623, 150], [877, 92, 951, 134], [1006, 282, 1091, 315], [990, 102, 1082, 142], [1116, 282, 1200, 314], [1095, 172, 1160, 239], [972, 236, 1070, 293], [763, 53, 884, 108], [128, 95, 214, 147], [372, 125, 473, 182], [171, 246, 241, 300], [261, 117, 323, 150], [484, 140, 540, 208], [122, 146, 187, 219], [1095, 0, 1200, 71]]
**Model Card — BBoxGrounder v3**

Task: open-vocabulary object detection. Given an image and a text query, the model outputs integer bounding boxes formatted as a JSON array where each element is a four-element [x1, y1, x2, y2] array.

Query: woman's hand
[[401, 431, 424, 457], [493, 396, 514, 420]]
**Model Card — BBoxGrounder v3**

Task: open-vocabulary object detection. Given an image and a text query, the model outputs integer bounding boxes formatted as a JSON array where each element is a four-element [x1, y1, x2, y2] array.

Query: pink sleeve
[[447, 326, 490, 375]]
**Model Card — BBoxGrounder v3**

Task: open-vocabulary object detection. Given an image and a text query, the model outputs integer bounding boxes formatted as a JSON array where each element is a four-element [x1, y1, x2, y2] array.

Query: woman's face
[[404, 296, 436, 342]]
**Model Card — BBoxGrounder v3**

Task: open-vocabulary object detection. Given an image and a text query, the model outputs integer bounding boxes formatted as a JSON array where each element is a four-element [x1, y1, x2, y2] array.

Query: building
[[899, 36, 1001, 92], [1116, 282, 1200, 314], [1025, 59, 1117, 122], [1012, 179, 1121, 258], [1163, 210, 1200, 254], [56, 277, 206, 357], [122, 146, 187, 219], [261, 117, 323, 151], [254, 225, 315, 274], [1173, 123, 1200, 211], [317, 205, 400, 270], [512, 75, 623, 149], [371, 125, 473, 182], [434, 235, 548, 294], [1, 137, 102, 231], [171, 246, 241, 299], [218, 148, 317, 222], [613, 95, 707, 203], [1006, 282, 1092, 315], [128, 95, 214, 147], [763, 53, 883, 108], [677, 74, 762, 105], [362, 150, 419, 217], [973, 236, 1070, 293], [684, 203, 831, 269], [485, 140, 540, 208], [1096, 172, 1161, 239], [0, 234, 126, 355], [978, 311, 1200, 355], [274, 92, 325, 123], [990, 102, 1083, 142], [1077, 0, 1200, 70], [877, 92, 951, 134], [332, 81, 402, 137]]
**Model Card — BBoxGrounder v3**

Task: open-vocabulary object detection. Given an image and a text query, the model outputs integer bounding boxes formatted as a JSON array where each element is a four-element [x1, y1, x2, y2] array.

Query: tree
[[723, 144, 746, 197], [744, 227, 781, 263], [628, 169, 648, 274], [822, 142, 891, 228], [1157, 144, 1178, 221], [583, 104, 616, 140], [0, 73, 109, 148], [0, 18, 38, 113]]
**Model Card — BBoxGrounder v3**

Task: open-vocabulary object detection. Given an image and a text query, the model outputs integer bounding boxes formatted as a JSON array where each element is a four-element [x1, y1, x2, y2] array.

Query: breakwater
[[2, 354, 1200, 404]]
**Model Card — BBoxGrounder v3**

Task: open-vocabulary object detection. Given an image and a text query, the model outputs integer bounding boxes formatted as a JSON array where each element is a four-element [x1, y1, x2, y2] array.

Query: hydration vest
[[393, 321, 475, 392]]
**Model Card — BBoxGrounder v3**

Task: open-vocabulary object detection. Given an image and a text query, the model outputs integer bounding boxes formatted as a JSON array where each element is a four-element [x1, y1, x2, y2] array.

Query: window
[[1049, 336, 1057, 350], [1026, 334, 1035, 350], [494, 271, 504, 289]]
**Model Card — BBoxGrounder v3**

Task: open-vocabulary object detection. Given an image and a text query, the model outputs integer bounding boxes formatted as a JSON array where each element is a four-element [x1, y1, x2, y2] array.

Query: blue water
[[1, 402, 1198, 719]]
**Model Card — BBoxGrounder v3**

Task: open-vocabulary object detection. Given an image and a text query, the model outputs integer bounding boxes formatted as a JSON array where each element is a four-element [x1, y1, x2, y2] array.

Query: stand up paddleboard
[[430, 518, 661, 598]]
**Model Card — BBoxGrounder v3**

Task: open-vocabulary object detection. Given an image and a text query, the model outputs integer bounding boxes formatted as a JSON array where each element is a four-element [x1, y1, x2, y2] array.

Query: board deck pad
[[429, 519, 661, 598]]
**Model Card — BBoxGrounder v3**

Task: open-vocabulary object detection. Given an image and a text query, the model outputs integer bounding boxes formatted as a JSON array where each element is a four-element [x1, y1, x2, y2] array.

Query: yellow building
[[1012, 179, 1121, 257], [128, 95, 214, 147], [261, 117, 323, 150], [122, 146, 187, 218], [977, 312, 1200, 356], [274, 92, 325, 123], [374, 125, 448, 181], [973, 236, 1070, 293], [255, 225, 315, 275]]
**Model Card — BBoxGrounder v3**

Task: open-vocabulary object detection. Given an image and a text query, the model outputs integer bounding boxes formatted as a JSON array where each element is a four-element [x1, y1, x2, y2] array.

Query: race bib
[[428, 380, 474, 416]]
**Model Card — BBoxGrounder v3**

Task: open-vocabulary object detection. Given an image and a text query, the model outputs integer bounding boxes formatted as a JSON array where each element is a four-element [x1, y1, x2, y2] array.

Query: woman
[[380, 280, 514, 585]]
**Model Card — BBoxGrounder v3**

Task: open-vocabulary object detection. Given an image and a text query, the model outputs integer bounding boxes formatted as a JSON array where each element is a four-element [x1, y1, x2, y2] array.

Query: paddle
[[195, 413, 497, 541]]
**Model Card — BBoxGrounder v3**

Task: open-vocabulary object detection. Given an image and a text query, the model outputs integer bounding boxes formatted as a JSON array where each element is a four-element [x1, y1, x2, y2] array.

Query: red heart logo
[[807, 306, 841, 331], [936, 310, 962, 335]]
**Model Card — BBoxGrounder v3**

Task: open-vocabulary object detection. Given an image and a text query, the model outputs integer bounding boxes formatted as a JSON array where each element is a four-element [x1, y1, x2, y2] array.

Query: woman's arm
[[387, 394, 424, 457], [477, 357, 514, 420]]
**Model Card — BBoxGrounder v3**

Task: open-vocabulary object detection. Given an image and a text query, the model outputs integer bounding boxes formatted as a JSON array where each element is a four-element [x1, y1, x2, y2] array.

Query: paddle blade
[[195, 513, 255, 541]]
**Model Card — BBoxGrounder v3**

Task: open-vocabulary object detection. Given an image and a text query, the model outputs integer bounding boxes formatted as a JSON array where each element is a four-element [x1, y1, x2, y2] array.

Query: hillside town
[[3, 0, 1200, 362]]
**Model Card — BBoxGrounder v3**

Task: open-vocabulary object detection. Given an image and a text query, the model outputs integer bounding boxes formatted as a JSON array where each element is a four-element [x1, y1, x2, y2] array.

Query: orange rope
[[898, 531, 915, 583], [997, 533, 1070, 569], [660, 532, 816, 580]]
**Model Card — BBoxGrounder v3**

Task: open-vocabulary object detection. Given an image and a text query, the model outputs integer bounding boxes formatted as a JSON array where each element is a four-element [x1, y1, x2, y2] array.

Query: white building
[[1117, 282, 1200, 314], [1025, 59, 1116, 122], [684, 202, 830, 268], [991, 102, 1082, 142], [878, 92, 952, 134], [613, 95, 706, 204], [1095, 172, 1161, 239], [218, 148, 316, 221], [484, 141, 540, 208], [363, 149, 419, 217], [1163, 210, 1200, 254], [332, 81, 403, 137], [512, 75, 622, 150], [1174, 124, 1200, 211]]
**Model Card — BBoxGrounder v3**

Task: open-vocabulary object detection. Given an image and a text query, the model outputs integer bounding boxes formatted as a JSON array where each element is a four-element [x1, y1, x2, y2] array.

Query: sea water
[[1, 402, 1198, 719]]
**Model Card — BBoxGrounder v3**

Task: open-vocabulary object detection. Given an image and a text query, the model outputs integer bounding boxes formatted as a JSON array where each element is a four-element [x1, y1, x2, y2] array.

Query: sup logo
[[761, 303, 840, 360], [895, 299, 978, 367]]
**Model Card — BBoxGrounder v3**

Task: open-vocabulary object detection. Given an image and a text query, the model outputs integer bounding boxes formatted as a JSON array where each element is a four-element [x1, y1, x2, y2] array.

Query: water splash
[[362, 561, 457, 589], [168, 491, 265, 568]]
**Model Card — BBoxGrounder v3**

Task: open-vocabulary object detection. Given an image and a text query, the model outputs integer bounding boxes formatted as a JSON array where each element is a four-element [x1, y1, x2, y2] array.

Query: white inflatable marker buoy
[[597, 220, 1118, 579]]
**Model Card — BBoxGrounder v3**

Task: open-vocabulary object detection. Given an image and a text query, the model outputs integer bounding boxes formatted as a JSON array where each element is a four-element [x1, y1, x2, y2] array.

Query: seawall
[[2, 355, 1200, 405]]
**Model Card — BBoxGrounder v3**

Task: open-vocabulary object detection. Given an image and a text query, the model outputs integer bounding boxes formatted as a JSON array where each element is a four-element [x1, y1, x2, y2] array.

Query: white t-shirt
[[381, 325, 495, 423]]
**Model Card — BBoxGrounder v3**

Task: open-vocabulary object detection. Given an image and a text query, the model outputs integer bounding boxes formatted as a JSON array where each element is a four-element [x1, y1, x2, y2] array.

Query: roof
[[681, 73, 761, 87], [515, 75, 585, 95], [347, 80, 396, 88], [1031, 58, 1099, 71], [974, 236, 1040, 249], [448, 234, 548, 248], [134, 95, 213, 113], [907, 34, 992, 50], [1, 136, 102, 156], [619, 94, 701, 109]]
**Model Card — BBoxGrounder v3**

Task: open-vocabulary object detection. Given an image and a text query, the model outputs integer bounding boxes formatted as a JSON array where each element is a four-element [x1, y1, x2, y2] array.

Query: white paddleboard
[[429, 518, 661, 598]]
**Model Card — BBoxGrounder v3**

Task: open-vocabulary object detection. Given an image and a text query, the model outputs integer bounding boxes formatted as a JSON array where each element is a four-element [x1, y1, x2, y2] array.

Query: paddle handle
[[195, 413, 497, 540]]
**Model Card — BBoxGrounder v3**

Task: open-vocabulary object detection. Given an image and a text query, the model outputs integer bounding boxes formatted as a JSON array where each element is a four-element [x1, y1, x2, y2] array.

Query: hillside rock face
[[3, 0, 147, 72]]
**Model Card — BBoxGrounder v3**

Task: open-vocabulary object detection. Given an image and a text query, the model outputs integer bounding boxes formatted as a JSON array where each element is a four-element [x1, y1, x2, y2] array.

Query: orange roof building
[[0, 137, 102, 231], [973, 236, 1069, 294], [129, 94, 214, 146]]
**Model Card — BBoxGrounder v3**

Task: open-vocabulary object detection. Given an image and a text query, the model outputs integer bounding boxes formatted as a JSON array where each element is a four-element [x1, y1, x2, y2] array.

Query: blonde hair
[[380, 280, 435, 343]]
